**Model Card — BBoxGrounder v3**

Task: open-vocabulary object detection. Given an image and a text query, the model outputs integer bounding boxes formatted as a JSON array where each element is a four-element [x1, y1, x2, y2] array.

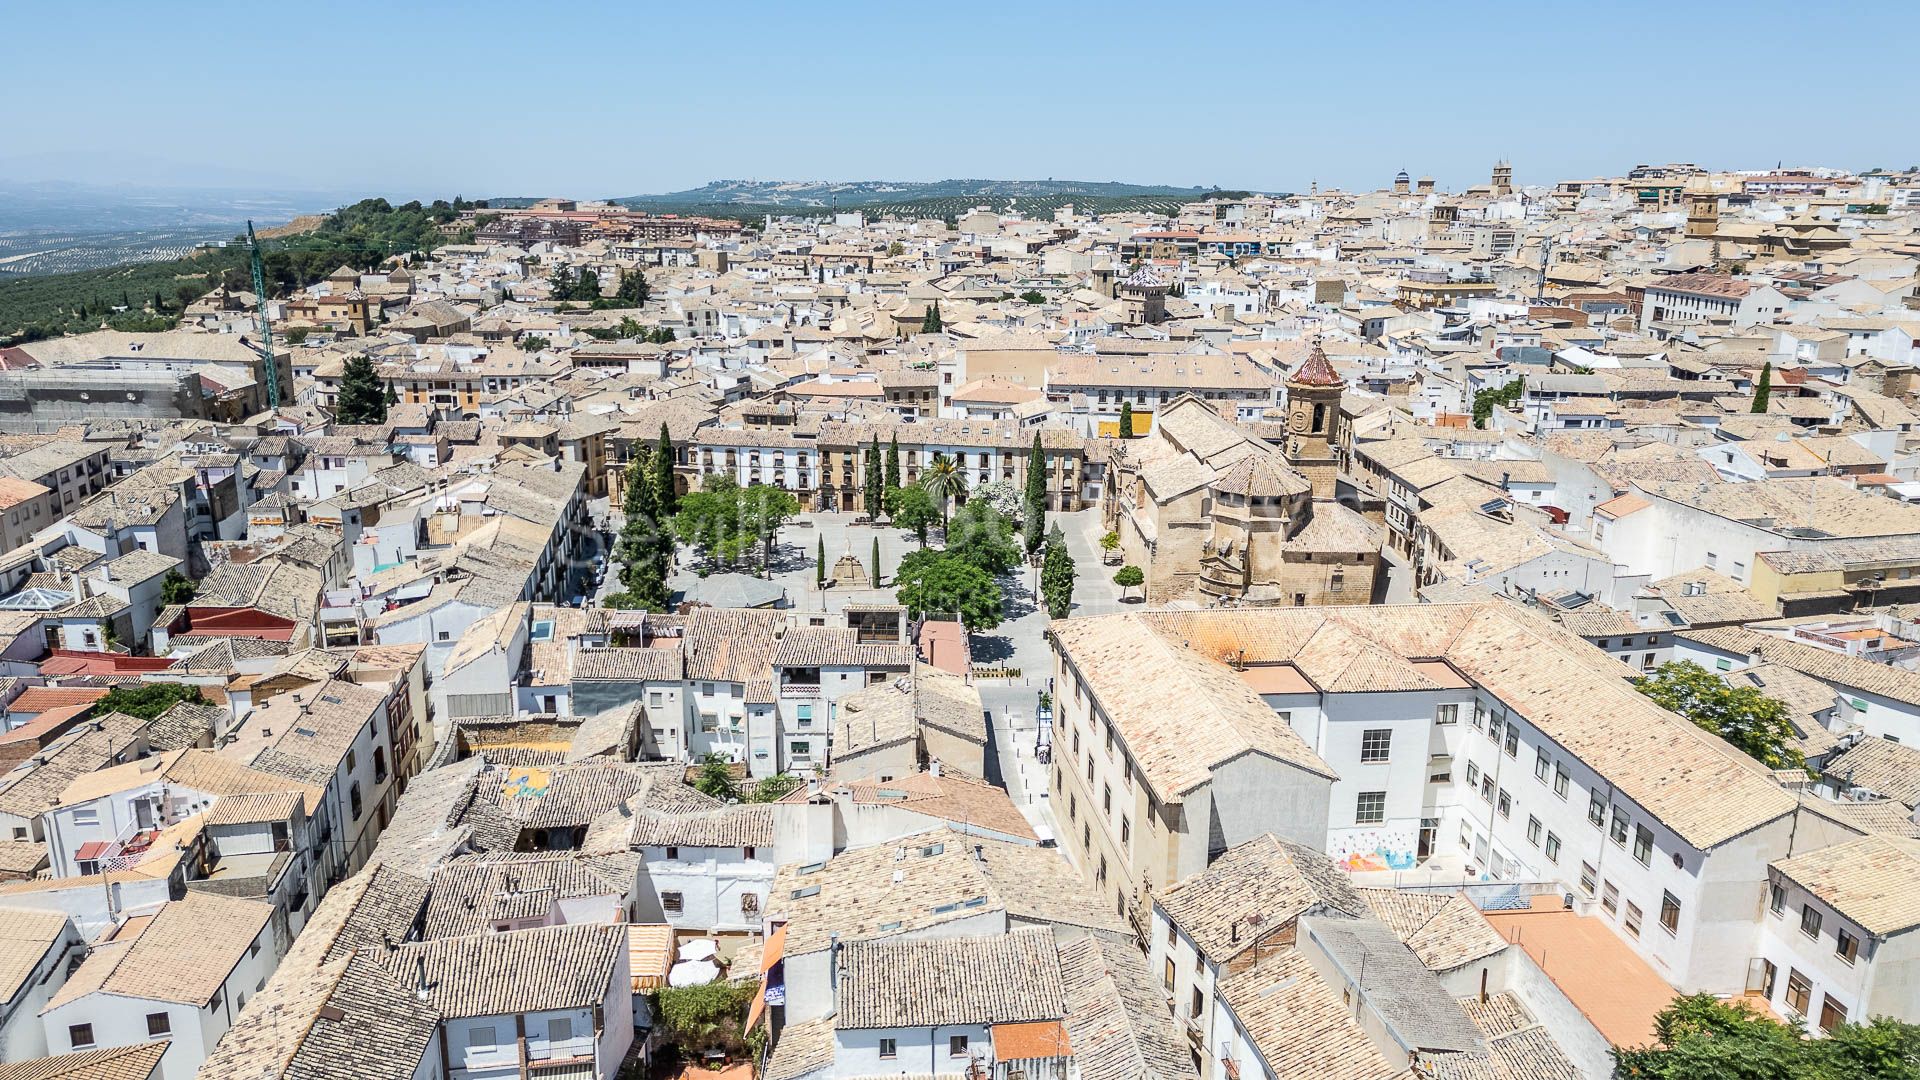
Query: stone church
[[1104, 344, 1383, 605]]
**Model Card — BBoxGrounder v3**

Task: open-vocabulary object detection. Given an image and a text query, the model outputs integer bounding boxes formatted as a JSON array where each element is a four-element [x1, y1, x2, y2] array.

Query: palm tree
[[920, 451, 969, 526]]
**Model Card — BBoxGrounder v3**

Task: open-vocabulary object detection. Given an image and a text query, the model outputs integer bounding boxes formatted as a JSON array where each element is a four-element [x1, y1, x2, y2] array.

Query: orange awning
[[628, 923, 674, 991], [759, 924, 787, 972], [743, 925, 788, 1032]]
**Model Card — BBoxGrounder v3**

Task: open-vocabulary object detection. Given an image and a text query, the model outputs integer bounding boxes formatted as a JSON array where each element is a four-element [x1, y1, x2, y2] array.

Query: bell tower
[[1119, 265, 1169, 325], [1491, 160, 1513, 197], [1686, 181, 1720, 239], [1285, 341, 1345, 500]]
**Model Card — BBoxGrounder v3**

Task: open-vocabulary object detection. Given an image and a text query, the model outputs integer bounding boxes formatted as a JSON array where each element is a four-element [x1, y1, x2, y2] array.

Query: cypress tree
[[653, 422, 677, 516], [1119, 401, 1134, 439], [615, 449, 672, 610], [1751, 362, 1772, 414], [921, 301, 943, 333], [872, 536, 882, 586], [865, 436, 885, 516], [816, 534, 827, 589], [1022, 432, 1047, 555], [885, 434, 901, 491], [1041, 523, 1075, 619]]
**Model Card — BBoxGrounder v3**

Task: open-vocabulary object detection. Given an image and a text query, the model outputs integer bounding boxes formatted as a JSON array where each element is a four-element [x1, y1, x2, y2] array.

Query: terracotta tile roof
[[835, 926, 1064, 1029], [0, 906, 69, 1002], [1057, 935, 1196, 1080], [1158, 834, 1365, 962], [45, 892, 273, 1009], [1824, 737, 1920, 807], [8, 687, 110, 713], [379, 922, 624, 1018], [1215, 947, 1402, 1080], [835, 771, 1035, 841], [1063, 606, 1797, 850], [0, 1041, 168, 1080], [1358, 889, 1507, 973], [1772, 835, 1920, 936]]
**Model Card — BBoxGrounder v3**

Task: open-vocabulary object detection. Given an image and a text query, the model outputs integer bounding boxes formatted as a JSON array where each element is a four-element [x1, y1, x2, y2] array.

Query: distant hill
[[616, 178, 1223, 209]]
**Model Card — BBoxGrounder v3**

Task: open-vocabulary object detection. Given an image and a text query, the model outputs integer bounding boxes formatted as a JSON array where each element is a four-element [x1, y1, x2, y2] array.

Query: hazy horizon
[[3, 0, 1912, 203]]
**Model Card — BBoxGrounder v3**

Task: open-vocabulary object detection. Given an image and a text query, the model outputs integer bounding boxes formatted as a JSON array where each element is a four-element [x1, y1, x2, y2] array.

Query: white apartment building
[[40, 894, 282, 1080], [1640, 274, 1793, 330], [1591, 477, 1920, 589], [0, 907, 79, 1061], [1049, 605, 1858, 996], [1752, 836, 1920, 1032]]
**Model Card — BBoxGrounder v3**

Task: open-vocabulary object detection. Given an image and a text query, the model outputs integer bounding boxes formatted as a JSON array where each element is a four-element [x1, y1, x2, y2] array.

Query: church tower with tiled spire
[[1284, 341, 1345, 500]]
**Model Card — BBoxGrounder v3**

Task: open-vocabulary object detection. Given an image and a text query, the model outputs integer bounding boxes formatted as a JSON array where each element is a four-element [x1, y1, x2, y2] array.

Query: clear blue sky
[[5, 0, 1913, 200]]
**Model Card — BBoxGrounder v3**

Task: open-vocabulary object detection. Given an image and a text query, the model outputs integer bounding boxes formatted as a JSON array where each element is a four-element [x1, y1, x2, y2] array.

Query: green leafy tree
[[894, 550, 1003, 631], [921, 300, 943, 333], [1041, 522, 1075, 619], [1020, 290, 1046, 305], [335, 354, 389, 424], [1119, 400, 1134, 439], [1472, 378, 1524, 428], [692, 753, 740, 802], [890, 485, 939, 546], [885, 434, 901, 491], [98, 683, 206, 720], [1023, 433, 1047, 555], [615, 268, 650, 306], [519, 335, 550, 353], [1100, 530, 1120, 554], [1616, 992, 1920, 1080], [865, 436, 885, 517], [946, 497, 1021, 575], [673, 477, 752, 568], [653, 423, 678, 517], [920, 451, 969, 523], [654, 981, 756, 1056], [547, 265, 577, 300], [749, 773, 802, 803], [675, 478, 799, 576], [1632, 661, 1804, 768], [743, 483, 799, 576], [1113, 564, 1144, 600], [1752, 361, 1773, 414], [886, 241, 904, 257], [159, 569, 197, 606], [572, 267, 601, 302], [1820, 1015, 1920, 1079]]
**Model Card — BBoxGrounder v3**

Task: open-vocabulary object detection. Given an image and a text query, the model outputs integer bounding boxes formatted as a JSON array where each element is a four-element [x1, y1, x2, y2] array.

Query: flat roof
[[1237, 662, 1315, 695], [1482, 898, 1673, 1047]]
